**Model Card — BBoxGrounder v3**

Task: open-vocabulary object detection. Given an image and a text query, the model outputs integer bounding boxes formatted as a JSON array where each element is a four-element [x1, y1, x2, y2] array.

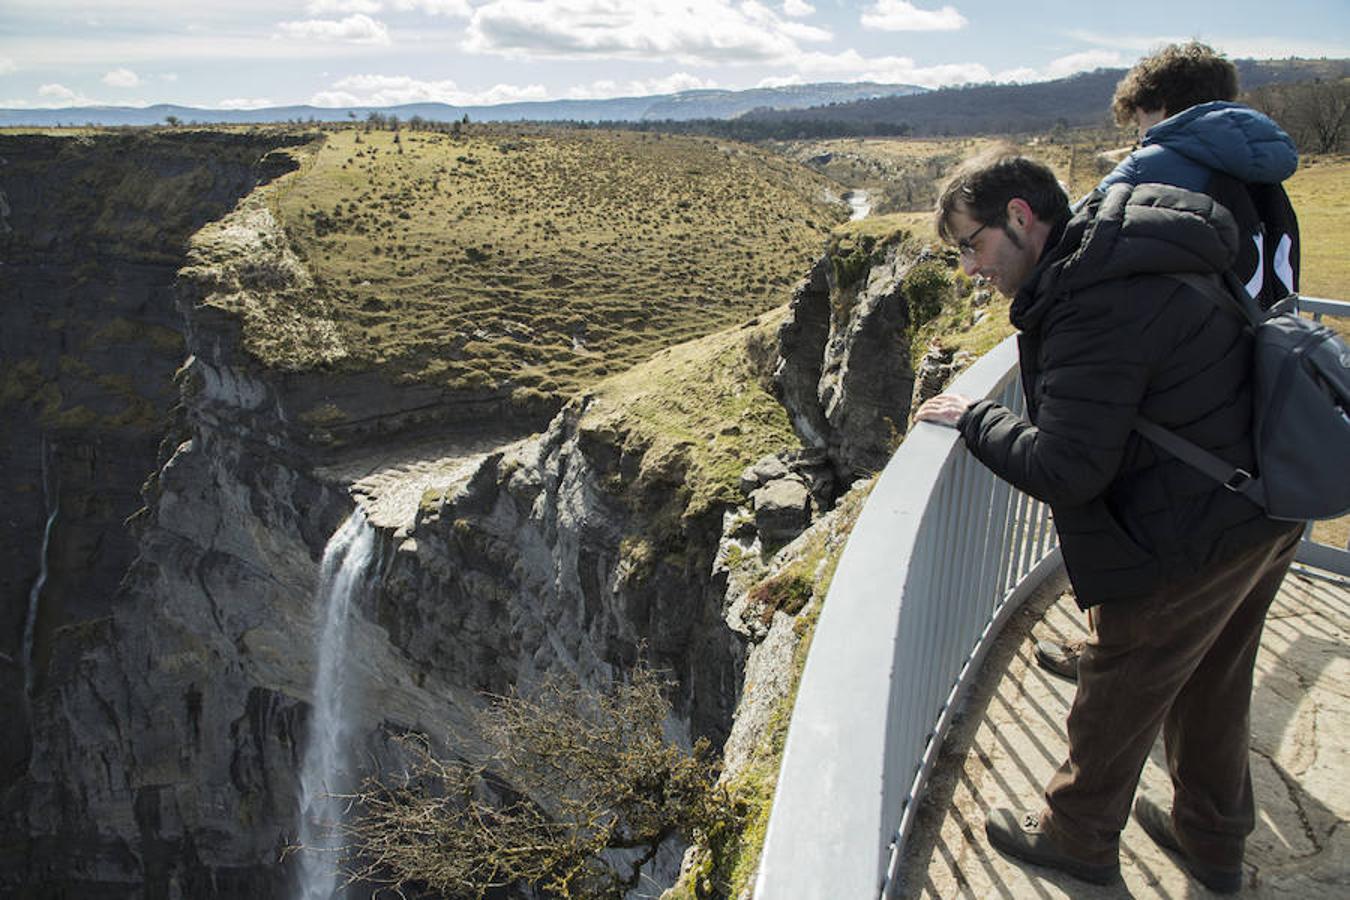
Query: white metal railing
[[755, 293, 1349, 899], [756, 335, 1060, 899], [1292, 295, 1350, 577]]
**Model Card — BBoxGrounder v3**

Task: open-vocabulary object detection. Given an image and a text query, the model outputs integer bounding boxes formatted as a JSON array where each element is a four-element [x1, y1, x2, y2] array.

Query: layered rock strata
[[774, 238, 940, 485]]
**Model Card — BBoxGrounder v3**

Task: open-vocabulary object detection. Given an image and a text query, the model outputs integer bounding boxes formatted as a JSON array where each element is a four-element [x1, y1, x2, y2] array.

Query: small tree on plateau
[[336, 666, 728, 899]]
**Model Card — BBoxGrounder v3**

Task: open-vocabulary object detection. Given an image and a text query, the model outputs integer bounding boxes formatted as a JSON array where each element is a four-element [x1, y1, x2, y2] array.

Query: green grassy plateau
[[263, 126, 845, 399]]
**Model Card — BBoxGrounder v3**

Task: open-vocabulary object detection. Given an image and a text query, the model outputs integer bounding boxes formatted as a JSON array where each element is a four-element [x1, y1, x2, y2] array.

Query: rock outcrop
[[774, 234, 949, 486]]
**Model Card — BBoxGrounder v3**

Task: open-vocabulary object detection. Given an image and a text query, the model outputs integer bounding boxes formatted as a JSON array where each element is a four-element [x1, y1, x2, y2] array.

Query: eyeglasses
[[957, 222, 988, 258]]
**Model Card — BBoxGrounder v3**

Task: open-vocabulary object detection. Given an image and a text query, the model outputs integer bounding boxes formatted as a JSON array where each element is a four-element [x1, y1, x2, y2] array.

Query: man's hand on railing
[[915, 393, 976, 428]]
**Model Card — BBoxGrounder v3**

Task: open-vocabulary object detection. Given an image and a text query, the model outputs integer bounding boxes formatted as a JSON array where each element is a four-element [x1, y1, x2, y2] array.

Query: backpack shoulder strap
[[1132, 417, 1262, 501], [1165, 271, 1261, 326], [1135, 271, 1266, 504]]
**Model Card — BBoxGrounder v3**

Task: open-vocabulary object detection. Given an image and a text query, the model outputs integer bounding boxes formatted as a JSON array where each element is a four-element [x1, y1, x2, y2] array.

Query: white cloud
[[102, 67, 142, 87], [312, 73, 548, 106], [306, 0, 382, 12], [311, 90, 364, 106], [781, 46, 1120, 91], [218, 97, 275, 109], [38, 83, 98, 106], [0, 57, 17, 75], [761, 44, 1127, 91], [1064, 30, 1350, 61], [391, 0, 473, 14], [328, 73, 457, 103], [994, 50, 1124, 83], [861, 1, 967, 32], [779, 21, 832, 42], [567, 71, 718, 99], [276, 14, 392, 44], [783, 0, 814, 16], [464, 0, 816, 64], [161, 72, 179, 82], [469, 82, 551, 104], [788, 49, 990, 87], [1064, 30, 1188, 52], [1209, 36, 1350, 58], [757, 73, 805, 88]]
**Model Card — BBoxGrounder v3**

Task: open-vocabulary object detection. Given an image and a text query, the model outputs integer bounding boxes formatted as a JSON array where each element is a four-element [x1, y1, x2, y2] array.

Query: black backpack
[[1135, 271, 1350, 522], [1207, 174, 1301, 310]]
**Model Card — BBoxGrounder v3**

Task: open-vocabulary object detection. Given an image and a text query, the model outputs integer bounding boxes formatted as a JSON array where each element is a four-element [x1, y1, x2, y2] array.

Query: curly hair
[[935, 148, 1070, 241], [1111, 41, 1239, 127]]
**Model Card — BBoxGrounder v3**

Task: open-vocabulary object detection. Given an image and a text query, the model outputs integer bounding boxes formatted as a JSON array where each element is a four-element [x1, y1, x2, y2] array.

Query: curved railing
[[1290, 296, 1350, 577], [755, 334, 1061, 899], [755, 295, 1349, 899]]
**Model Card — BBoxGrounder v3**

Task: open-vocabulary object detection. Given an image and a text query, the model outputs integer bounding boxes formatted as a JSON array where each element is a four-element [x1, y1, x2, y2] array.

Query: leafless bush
[[1246, 79, 1350, 154], [336, 667, 725, 899]]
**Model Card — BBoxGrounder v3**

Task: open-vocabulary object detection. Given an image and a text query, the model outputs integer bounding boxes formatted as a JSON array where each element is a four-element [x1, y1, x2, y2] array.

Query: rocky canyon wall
[[0, 131, 311, 790], [0, 131, 953, 897]]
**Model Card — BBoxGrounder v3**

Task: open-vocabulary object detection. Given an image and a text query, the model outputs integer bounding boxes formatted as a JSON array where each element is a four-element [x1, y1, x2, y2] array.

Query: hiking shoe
[[1034, 638, 1082, 682], [1134, 797, 1243, 894], [985, 809, 1120, 885]]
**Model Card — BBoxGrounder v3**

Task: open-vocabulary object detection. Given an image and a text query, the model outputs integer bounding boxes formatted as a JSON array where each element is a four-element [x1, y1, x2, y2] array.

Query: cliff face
[[0, 132, 952, 897], [0, 131, 310, 789], [774, 235, 943, 482]]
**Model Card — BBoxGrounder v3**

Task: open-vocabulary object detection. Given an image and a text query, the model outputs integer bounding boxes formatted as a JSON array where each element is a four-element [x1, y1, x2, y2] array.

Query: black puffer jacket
[[957, 183, 1298, 606]]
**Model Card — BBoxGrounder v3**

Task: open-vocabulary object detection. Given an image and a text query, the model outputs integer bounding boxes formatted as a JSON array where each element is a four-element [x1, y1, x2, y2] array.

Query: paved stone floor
[[898, 564, 1350, 898]]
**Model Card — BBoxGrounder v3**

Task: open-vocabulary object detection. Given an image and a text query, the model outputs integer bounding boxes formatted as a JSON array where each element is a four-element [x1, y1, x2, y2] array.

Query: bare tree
[[1247, 79, 1350, 154], [335, 667, 726, 899]]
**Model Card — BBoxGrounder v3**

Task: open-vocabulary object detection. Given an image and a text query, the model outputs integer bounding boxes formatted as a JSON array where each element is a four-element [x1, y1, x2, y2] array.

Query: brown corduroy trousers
[[1039, 525, 1303, 868]]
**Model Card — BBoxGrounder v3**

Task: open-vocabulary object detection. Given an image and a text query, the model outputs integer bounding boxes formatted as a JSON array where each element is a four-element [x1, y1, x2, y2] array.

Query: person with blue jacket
[[1036, 43, 1301, 688], [1093, 42, 1299, 301], [1097, 100, 1298, 200]]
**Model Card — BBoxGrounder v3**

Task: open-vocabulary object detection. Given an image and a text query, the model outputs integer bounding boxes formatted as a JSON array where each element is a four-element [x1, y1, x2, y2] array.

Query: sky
[[1, 1, 1347, 110]]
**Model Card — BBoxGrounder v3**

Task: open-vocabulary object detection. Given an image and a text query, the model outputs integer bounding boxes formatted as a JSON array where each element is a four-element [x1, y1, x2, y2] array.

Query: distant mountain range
[[741, 58, 1350, 136], [7, 57, 1342, 135], [0, 81, 926, 128]]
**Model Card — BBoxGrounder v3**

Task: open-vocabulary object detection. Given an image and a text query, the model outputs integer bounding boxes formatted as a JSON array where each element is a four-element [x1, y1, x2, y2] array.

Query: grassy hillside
[[1285, 154, 1350, 307], [584, 306, 795, 516], [1284, 154, 1350, 549], [264, 126, 844, 398]]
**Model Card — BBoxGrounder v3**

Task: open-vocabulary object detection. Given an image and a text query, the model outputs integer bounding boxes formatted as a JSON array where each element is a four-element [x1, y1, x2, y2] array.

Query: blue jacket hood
[[1096, 101, 1298, 194], [1144, 101, 1297, 182]]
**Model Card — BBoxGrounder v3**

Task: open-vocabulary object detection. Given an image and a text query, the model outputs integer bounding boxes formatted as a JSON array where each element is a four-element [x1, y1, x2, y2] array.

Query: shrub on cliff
[[338, 667, 728, 898]]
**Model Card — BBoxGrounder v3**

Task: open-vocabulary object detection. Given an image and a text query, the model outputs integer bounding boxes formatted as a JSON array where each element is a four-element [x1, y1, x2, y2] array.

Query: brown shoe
[[985, 809, 1120, 885], [1134, 797, 1243, 894], [1034, 639, 1082, 681]]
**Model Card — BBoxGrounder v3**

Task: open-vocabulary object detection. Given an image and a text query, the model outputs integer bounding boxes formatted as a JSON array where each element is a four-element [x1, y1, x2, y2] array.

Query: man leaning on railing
[[914, 152, 1302, 893], [1038, 40, 1303, 684]]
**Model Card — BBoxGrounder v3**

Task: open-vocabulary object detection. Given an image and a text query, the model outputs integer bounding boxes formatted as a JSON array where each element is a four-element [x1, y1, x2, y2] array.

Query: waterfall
[[844, 188, 872, 220], [22, 438, 58, 706], [295, 509, 377, 900]]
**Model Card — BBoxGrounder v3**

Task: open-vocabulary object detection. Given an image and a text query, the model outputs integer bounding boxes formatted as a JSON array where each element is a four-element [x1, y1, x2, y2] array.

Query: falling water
[[295, 509, 377, 900], [22, 439, 58, 707], [845, 188, 872, 220]]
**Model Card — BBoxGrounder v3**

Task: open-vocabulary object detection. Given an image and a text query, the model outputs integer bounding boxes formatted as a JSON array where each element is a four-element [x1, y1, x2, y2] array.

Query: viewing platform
[[755, 296, 1350, 898], [899, 567, 1349, 897]]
